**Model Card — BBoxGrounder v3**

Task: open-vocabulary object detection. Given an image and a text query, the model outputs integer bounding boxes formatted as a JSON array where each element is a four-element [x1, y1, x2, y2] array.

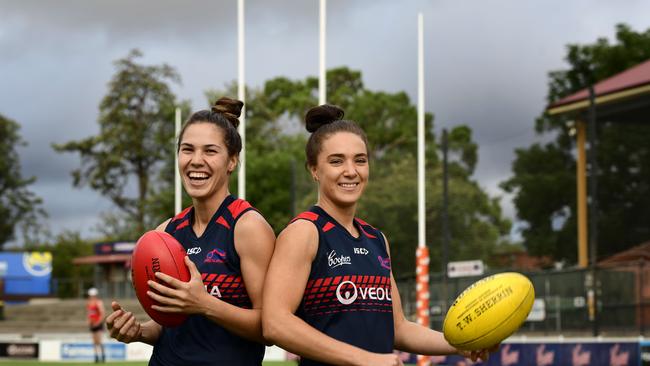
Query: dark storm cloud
[[1, 0, 649, 242]]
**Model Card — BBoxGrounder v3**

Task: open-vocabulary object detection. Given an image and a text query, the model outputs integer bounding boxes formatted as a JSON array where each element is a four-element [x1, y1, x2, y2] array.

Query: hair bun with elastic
[[212, 97, 243, 128], [305, 104, 345, 133]]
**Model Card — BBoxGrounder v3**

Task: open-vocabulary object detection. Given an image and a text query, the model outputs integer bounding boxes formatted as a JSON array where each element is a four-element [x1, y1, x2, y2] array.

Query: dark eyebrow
[[326, 153, 345, 159], [326, 153, 368, 159], [180, 143, 221, 150]]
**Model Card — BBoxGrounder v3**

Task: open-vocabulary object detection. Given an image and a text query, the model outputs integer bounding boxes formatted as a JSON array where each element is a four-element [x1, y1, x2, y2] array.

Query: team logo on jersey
[[335, 280, 392, 305], [205, 284, 222, 297], [327, 250, 351, 268], [187, 246, 202, 255], [378, 256, 391, 270], [353, 247, 369, 255], [204, 248, 226, 263]]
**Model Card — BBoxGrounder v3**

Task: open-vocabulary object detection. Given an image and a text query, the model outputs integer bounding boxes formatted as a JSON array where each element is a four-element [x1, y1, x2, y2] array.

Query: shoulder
[[155, 218, 172, 232], [273, 219, 319, 261], [235, 209, 273, 234], [233, 208, 275, 258], [278, 219, 318, 244]]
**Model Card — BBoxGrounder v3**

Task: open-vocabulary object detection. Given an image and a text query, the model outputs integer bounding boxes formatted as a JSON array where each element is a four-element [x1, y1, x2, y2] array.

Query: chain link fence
[[396, 260, 649, 336]]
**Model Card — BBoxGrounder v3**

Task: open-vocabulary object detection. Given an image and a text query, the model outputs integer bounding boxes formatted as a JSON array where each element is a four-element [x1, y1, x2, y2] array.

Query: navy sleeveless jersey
[[294, 206, 394, 366], [149, 195, 265, 366]]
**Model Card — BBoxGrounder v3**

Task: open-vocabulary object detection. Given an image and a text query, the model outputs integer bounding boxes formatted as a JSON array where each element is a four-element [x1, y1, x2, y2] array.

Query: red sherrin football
[[131, 230, 190, 327]]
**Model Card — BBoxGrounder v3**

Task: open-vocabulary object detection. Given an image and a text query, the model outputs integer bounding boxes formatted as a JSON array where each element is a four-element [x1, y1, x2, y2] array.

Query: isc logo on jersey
[[353, 247, 368, 255], [335, 280, 392, 305], [187, 247, 201, 255]]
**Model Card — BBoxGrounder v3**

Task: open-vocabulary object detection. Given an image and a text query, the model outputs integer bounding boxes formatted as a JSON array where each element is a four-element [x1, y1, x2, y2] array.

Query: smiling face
[[310, 131, 369, 208], [178, 122, 237, 202]]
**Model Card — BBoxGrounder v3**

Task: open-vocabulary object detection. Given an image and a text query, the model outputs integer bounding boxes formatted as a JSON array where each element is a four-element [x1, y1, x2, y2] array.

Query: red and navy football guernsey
[[294, 206, 394, 366], [149, 195, 264, 366]]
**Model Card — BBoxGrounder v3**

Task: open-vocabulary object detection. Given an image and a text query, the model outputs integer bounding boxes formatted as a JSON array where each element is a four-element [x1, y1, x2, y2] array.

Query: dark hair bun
[[212, 97, 243, 128], [305, 104, 345, 133]]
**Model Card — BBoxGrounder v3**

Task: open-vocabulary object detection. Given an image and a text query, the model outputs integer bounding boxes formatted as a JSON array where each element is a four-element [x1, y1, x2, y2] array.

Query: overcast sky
[[1, 0, 649, 244]]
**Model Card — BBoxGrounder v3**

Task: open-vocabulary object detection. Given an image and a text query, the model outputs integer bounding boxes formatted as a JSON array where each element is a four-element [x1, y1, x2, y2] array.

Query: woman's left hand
[[458, 344, 500, 362], [147, 256, 209, 315]]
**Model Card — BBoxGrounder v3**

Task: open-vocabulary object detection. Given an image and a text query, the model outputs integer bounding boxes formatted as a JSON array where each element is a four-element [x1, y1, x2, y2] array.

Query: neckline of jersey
[[312, 205, 363, 242], [187, 195, 235, 241]]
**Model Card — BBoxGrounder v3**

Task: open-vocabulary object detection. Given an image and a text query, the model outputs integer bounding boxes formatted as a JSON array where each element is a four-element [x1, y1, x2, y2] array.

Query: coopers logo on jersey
[[327, 250, 351, 268], [335, 280, 392, 305]]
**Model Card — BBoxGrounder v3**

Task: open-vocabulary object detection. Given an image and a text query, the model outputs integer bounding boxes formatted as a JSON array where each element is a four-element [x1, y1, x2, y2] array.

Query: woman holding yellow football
[[262, 104, 497, 366]]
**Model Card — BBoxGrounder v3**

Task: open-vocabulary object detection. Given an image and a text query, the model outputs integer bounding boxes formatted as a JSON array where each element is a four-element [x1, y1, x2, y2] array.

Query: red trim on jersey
[[175, 220, 190, 231], [358, 225, 377, 239], [228, 199, 253, 219], [322, 222, 335, 232], [216, 216, 231, 229], [290, 211, 319, 224], [354, 218, 375, 228], [172, 206, 192, 222]]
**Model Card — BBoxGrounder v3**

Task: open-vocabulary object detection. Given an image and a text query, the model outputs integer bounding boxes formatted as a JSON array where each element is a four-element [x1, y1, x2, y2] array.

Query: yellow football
[[442, 272, 535, 351]]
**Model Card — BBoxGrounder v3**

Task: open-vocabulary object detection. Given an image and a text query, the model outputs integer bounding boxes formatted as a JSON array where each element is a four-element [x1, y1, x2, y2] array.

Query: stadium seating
[[0, 299, 148, 335]]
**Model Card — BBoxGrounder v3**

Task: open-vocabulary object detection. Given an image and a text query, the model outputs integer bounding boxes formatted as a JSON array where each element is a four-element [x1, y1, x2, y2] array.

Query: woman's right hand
[[105, 301, 142, 343]]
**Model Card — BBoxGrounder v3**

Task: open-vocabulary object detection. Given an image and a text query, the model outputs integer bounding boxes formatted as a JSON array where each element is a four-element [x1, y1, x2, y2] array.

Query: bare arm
[[262, 221, 402, 366], [148, 211, 275, 343], [391, 274, 457, 355], [386, 235, 491, 362]]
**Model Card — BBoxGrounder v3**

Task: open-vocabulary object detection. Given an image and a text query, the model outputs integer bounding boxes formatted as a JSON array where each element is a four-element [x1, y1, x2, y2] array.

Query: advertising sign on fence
[[61, 343, 125, 361], [641, 341, 650, 366], [0, 342, 39, 359], [398, 341, 640, 366], [0, 252, 51, 296], [447, 260, 484, 278]]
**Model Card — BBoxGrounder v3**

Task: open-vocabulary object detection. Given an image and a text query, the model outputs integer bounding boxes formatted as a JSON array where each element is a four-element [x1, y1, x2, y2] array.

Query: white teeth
[[189, 172, 209, 179], [340, 183, 358, 188]]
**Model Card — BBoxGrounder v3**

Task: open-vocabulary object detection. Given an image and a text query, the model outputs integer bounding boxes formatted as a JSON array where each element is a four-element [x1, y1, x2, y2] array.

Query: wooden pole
[[576, 119, 588, 268]]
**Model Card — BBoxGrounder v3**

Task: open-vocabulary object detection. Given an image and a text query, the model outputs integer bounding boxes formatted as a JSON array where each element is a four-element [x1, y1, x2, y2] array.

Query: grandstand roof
[[547, 59, 650, 118], [598, 241, 650, 266]]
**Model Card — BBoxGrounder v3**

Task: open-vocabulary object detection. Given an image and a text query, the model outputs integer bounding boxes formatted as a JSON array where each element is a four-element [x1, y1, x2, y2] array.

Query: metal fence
[[396, 260, 650, 337]]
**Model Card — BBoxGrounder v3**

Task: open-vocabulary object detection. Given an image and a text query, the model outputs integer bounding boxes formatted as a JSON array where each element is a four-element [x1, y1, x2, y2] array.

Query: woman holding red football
[[262, 104, 496, 366], [105, 97, 275, 366]]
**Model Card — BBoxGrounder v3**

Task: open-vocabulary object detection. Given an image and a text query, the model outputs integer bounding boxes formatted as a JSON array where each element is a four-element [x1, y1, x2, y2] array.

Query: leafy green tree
[[208, 67, 511, 275], [502, 24, 650, 262], [0, 114, 46, 249], [53, 49, 183, 239]]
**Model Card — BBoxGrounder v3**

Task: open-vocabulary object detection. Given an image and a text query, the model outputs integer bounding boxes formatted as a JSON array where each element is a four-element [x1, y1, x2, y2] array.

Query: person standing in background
[[87, 287, 105, 363]]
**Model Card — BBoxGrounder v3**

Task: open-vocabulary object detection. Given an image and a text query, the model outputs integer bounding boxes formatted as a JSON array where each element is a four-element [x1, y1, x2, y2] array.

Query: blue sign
[[60, 343, 125, 361], [0, 252, 51, 295]]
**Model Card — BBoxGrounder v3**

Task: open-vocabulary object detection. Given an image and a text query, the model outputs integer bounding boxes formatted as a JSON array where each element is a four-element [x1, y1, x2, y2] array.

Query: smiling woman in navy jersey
[[262, 105, 494, 366], [104, 97, 275, 366]]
